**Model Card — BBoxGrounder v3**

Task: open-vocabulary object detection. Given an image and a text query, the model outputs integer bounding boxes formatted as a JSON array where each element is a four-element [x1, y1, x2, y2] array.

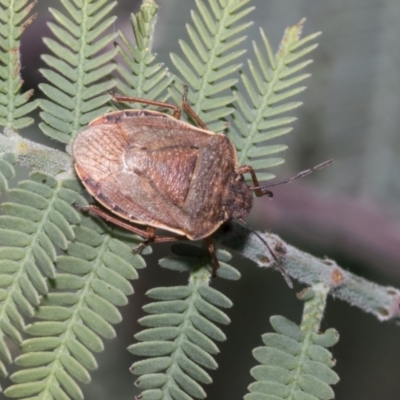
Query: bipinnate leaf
[[39, 0, 118, 144], [170, 0, 254, 133], [0, 173, 84, 380], [5, 209, 146, 399], [231, 20, 320, 182], [162, 243, 240, 281], [0, 1, 333, 399], [245, 284, 339, 400], [0, 0, 38, 129], [115, 0, 172, 103], [3, 1, 152, 385], [130, 254, 237, 400], [0, 154, 16, 384]]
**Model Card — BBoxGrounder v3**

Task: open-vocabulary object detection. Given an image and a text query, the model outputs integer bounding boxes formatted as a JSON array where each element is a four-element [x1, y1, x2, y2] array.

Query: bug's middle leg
[[204, 236, 220, 278], [133, 226, 187, 254]]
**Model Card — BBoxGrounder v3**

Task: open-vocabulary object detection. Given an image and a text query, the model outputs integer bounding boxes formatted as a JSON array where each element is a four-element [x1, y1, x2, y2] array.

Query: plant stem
[[216, 223, 400, 322]]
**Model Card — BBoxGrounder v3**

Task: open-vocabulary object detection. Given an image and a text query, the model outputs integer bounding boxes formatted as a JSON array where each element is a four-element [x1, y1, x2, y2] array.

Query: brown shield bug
[[73, 87, 333, 282]]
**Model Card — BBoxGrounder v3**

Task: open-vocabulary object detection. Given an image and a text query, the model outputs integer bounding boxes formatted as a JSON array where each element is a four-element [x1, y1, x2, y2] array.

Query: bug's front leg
[[236, 165, 273, 198]]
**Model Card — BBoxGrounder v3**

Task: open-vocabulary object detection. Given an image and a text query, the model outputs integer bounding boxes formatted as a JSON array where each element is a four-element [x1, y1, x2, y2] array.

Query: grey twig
[[216, 222, 400, 322]]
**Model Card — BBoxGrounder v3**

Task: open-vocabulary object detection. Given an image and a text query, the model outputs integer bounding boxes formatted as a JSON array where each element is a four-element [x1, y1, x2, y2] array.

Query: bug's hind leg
[[108, 86, 208, 129], [75, 203, 153, 237], [108, 91, 182, 120], [181, 85, 208, 130], [74, 203, 186, 252]]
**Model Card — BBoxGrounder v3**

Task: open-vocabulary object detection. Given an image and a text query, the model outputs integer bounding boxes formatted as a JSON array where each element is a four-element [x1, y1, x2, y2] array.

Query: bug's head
[[225, 176, 254, 221]]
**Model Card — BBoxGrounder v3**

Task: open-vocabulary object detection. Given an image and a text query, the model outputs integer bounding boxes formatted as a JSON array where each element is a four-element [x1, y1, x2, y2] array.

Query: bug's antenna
[[238, 218, 293, 288], [250, 159, 334, 194]]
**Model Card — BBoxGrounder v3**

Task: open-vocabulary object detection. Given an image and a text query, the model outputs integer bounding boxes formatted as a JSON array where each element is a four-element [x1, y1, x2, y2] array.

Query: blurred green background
[[13, 0, 400, 399]]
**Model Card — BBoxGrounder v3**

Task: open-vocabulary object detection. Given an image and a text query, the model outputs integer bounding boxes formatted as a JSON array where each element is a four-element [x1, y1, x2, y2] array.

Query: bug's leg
[[204, 237, 220, 278], [236, 165, 273, 198], [181, 85, 208, 130], [74, 203, 187, 250], [108, 91, 182, 120], [132, 227, 156, 254], [132, 228, 186, 253], [152, 235, 187, 243], [75, 203, 152, 238]]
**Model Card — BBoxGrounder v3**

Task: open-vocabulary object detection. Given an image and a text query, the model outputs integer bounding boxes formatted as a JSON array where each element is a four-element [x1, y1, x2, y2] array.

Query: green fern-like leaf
[[0, 152, 15, 384], [0, 1, 330, 397], [115, 0, 172, 102], [160, 243, 240, 281], [5, 209, 146, 399], [0, 0, 38, 129], [245, 284, 339, 400], [130, 246, 239, 400], [39, 0, 118, 144], [169, 0, 254, 133], [0, 173, 83, 382], [230, 20, 320, 182], [3, 2, 159, 396]]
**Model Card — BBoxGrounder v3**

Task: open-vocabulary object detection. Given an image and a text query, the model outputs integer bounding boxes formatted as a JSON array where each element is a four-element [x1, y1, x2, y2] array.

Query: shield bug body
[[73, 89, 332, 278]]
